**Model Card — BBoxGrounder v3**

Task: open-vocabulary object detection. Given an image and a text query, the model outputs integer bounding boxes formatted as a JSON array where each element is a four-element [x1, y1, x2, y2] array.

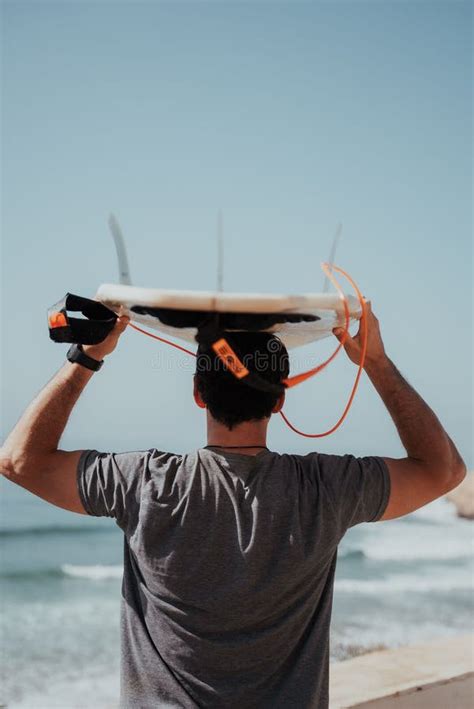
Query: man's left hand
[[82, 314, 130, 361]]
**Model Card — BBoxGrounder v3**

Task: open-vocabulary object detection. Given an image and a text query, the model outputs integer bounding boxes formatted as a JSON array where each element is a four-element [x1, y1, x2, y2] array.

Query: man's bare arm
[[366, 356, 465, 519], [0, 361, 94, 512], [334, 303, 466, 520], [0, 316, 129, 513]]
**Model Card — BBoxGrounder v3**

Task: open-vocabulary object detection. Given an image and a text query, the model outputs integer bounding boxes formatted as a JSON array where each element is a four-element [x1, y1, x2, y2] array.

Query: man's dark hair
[[195, 332, 290, 429]]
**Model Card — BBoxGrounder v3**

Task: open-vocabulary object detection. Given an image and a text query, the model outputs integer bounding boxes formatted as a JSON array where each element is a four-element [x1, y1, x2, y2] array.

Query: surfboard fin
[[323, 222, 342, 293], [109, 213, 133, 285]]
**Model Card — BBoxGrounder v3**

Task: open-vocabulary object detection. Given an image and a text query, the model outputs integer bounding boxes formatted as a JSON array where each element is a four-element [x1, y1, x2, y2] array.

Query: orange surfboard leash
[[127, 263, 368, 438]]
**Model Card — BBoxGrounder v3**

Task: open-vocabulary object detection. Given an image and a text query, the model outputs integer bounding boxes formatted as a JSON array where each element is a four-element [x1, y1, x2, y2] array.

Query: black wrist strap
[[48, 293, 117, 345], [67, 344, 104, 372]]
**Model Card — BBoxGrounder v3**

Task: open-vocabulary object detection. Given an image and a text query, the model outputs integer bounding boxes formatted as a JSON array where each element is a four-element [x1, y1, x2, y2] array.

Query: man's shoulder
[[265, 451, 359, 479], [266, 450, 348, 465]]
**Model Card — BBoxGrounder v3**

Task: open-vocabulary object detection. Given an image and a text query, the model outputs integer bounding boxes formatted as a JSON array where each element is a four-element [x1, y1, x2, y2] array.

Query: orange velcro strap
[[212, 338, 249, 379], [48, 311, 68, 329]]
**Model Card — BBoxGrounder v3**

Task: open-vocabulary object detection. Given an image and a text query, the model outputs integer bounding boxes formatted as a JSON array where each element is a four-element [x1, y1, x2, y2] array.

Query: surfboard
[[96, 283, 362, 349]]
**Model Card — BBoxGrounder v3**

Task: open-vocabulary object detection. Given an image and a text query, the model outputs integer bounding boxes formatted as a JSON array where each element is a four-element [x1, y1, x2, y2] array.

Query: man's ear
[[272, 392, 285, 414], [193, 377, 206, 409]]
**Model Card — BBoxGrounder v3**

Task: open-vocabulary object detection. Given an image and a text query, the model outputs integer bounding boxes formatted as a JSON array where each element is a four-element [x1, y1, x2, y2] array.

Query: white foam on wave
[[343, 498, 474, 562], [336, 571, 474, 595], [353, 533, 474, 561], [410, 497, 467, 524], [61, 564, 123, 580]]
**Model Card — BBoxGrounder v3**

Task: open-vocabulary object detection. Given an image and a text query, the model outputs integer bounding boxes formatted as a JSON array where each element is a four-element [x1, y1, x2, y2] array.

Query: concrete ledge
[[330, 635, 474, 708]]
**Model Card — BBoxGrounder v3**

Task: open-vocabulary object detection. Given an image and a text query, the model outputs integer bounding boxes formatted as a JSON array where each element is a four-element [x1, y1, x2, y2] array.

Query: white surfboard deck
[[97, 283, 362, 349]]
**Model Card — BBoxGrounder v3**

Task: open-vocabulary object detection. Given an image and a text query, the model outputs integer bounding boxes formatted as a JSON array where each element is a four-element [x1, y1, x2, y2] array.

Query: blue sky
[[1, 1, 472, 469]]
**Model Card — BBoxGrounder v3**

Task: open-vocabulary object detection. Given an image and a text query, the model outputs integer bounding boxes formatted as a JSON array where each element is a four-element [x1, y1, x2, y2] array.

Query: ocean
[[1, 478, 472, 708]]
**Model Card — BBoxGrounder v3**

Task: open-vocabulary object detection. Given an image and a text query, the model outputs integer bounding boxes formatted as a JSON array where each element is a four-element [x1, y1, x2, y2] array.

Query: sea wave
[[61, 564, 123, 580], [339, 541, 473, 562], [335, 572, 474, 594], [0, 564, 123, 581], [339, 548, 366, 561], [410, 498, 464, 524]]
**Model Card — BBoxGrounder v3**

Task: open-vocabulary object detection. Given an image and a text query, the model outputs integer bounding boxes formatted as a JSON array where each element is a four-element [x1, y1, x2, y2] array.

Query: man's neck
[[206, 414, 269, 452]]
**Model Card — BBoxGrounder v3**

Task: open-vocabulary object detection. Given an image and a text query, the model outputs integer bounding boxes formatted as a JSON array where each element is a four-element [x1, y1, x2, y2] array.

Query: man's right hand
[[333, 301, 386, 369]]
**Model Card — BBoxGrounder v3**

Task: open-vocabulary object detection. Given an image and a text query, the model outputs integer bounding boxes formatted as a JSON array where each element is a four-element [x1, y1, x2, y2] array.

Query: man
[[0, 304, 466, 708]]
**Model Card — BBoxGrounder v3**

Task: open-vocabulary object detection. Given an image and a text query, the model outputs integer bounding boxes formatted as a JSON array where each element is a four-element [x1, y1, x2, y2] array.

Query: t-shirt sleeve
[[77, 449, 149, 531], [317, 453, 391, 535]]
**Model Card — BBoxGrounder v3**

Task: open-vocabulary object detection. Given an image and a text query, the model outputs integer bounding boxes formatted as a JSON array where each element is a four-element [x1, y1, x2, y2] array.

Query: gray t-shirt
[[77, 447, 390, 709]]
